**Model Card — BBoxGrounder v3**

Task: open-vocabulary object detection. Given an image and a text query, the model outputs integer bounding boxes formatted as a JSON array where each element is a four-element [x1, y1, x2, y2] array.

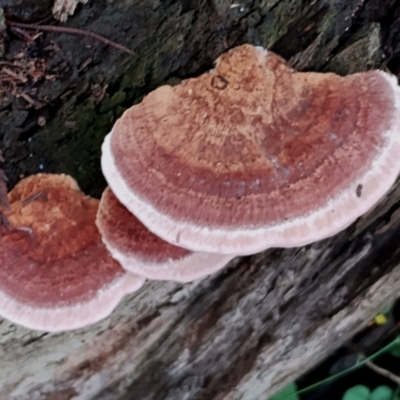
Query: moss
[[100, 92, 127, 114]]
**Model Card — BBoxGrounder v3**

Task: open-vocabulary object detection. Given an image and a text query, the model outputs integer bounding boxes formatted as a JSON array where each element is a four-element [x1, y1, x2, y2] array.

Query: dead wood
[[1, 1, 400, 399]]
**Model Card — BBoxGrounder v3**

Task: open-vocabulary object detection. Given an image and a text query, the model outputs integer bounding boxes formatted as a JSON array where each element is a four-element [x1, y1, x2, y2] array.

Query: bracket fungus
[[102, 44, 400, 255], [96, 187, 234, 282], [0, 174, 144, 332]]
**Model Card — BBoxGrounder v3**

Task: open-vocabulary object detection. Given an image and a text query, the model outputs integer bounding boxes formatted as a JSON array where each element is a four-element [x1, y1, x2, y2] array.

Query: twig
[[22, 191, 42, 206], [9, 26, 36, 42], [7, 21, 135, 56], [293, 340, 399, 397], [0, 61, 22, 67], [2, 67, 28, 82], [18, 92, 42, 108], [365, 360, 400, 385]]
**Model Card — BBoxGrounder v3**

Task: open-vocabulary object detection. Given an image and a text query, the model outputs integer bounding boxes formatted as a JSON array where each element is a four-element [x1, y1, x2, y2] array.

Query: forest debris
[[38, 116, 46, 126], [7, 22, 135, 56], [52, 0, 88, 22], [0, 50, 48, 109], [90, 83, 108, 103], [365, 360, 400, 385], [2, 67, 27, 83], [18, 91, 42, 108], [9, 26, 35, 42]]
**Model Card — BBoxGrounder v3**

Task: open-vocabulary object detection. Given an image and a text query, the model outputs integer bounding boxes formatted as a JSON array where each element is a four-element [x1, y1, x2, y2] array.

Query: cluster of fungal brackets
[[1, 44, 400, 332]]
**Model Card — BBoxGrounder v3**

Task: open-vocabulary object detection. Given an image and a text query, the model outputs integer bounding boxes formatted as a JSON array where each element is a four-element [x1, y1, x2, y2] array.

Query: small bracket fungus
[[96, 187, 234, 282], [102, 44, 400, 255], [0, 174, 144, 331]]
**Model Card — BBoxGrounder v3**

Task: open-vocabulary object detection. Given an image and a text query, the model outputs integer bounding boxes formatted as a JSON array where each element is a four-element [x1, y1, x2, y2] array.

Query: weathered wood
[[1, 0, 400, 399], [2, 184, 400, 399]]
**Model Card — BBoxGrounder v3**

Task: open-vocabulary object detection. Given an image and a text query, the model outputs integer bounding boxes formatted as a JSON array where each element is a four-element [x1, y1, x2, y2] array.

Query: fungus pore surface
[[102, 44, 400, 255], [0, 174, 144, 331]]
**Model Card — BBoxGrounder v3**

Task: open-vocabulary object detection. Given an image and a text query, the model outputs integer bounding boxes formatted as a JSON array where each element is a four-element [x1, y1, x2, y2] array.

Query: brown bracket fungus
[[102, 44, 400, 255], [96, 187, 234, 282], [0, 174, 144, 332]]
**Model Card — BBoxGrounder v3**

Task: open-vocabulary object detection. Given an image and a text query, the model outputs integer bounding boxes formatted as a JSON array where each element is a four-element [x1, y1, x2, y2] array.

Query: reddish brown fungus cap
[[102, 44, 400, 255], [0, 174, 144, 331], [96, 187, 234, 282]]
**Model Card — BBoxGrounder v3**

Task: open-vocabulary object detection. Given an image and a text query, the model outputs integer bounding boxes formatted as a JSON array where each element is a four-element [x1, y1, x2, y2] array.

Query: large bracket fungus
[[96, 187, 234, 282], [102, 44, 400, 255], [0, 174, 144, 332]]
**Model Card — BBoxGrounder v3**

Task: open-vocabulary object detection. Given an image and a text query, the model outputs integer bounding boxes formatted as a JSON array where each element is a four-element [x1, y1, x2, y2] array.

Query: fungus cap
[[0, 174, 144, 332], [102, 44, 400, 255], [96, 187, 234, 282]]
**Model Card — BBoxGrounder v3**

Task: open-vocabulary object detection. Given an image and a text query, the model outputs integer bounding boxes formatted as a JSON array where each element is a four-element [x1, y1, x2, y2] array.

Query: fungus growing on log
[[102, 44, 400, 255], [0, 174, 144, 332], [96, 187, 234, 282]]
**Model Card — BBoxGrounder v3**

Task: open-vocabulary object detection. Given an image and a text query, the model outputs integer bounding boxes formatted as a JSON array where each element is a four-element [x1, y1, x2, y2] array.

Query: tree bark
[[1, 0, 400, 399]]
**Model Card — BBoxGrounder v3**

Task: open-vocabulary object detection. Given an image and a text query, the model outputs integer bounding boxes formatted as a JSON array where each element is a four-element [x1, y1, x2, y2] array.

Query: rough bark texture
[[1, 0, 400, 399]]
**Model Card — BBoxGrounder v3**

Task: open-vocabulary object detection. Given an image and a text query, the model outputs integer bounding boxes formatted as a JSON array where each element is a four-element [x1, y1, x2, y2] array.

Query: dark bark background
[[1, 0, 400, 399]]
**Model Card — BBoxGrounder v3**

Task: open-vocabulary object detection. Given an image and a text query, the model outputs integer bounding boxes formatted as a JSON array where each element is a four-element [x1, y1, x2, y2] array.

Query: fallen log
[[1, 0, 400, 398]]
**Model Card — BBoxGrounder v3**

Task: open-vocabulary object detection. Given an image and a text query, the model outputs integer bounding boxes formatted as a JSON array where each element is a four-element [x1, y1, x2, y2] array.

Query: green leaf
[[381, 304, 393, 315], [370, 385, 400, 400], [342, 385, 371, 400], [389, 342, 400, 358], [269, 383, 299, 400]]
